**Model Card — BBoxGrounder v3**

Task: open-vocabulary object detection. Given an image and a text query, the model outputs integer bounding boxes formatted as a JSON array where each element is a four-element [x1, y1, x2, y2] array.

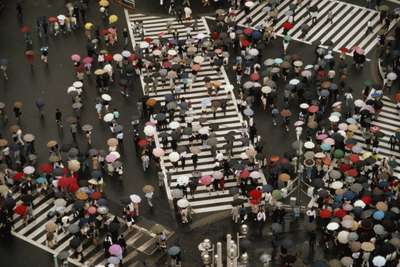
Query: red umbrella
[[319, 209, 332, 219], [68, 182, 79, 193], [250, 188, 262, 202], [339, 163, 351, 172], [282, 21, 294, 30], [58, 176, 75, 188], [361, 195, 372, 205], [15, 204, 28, 215], [308, 105, 319, 113], [91, 191, 102, 200], [335, 209, 347, 218], [241, 39, 251, 48], [48, 16, 58, 23], [162, 61, 172, 68], [349, 154, 360, 163], [211, 32, 220, 40], [144, 37, 153, 43], [39, 163, 53, 174], [340, 47, 349, 53], [129, 54, 137, 61], [137, 138, 149, 148], [240, 169, 250, 178], [20, 26, 30, 33], [250, 72, 260, 81], [370, 126, 380, 134], [243, 27, 253, 35], [13, 172, 24, 181], [101, 29, 110, 36], [104, 54, 113, 62], [345, 168, 358, 177]]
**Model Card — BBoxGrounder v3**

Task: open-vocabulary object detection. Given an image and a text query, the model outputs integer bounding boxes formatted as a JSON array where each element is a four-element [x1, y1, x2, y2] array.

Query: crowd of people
[[1, 0, 400, 266]]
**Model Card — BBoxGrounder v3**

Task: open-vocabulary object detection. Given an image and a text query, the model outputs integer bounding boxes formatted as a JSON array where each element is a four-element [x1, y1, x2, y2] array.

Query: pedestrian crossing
[[10, 192, 173, 266], [126, 13, 267, 214], [126, 13, 210, 47], [352, 96, 400, 178], [233, 0, 396, 55]]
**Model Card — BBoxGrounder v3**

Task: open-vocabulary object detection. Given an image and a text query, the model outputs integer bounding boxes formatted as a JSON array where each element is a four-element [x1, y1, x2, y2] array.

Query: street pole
[[216, 242, 223, 267], [295, 127, 303, 206], [226, 234, 232, 266], [53, 254, 59, 267]]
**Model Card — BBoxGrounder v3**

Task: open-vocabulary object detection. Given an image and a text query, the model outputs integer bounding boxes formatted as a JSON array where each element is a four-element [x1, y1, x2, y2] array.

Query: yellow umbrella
[[99, 0, 110, 7], [109, 14, 118, 24], [85, 22, 93, 30]]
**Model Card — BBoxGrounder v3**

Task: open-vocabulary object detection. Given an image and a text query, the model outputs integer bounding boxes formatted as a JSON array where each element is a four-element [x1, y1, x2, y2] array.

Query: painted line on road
[[124, 8, 137, 48]]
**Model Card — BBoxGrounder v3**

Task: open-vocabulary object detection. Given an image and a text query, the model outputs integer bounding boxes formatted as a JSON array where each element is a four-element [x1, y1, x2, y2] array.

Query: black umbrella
[[21, 194, 34, 205], [69, 237, 81, 249], [232, 198, 246, 206], [53, 168, 64, 176], [88, 148, 98, 156], [91, 170, 103, 178], [4, 196, 16, 209], [73, 200, 85, 210]]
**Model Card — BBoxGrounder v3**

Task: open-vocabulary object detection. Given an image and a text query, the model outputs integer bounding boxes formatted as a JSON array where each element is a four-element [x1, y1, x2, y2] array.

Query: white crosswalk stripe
[[352, 96, 400, 178], [10, 192, 173, 266], [233, 0, 396, 55], [127, 14, 267, 214]]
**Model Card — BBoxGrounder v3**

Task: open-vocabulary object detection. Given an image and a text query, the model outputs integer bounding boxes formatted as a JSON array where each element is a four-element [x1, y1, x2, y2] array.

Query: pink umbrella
[[243, 27, 253, 35], [316, 133, 328, 140], [109, 244, 123, 256], [87, 206, 97, 215], [105, 154, 117, 163], [83, 56, 93, 64], [162, 61, 172, 68], [199, 175, 213, 185], [152, 147, 165, 157], [250, 73, 260, 81], [71, 54, 81, 62], [353, 46, 364, 55]]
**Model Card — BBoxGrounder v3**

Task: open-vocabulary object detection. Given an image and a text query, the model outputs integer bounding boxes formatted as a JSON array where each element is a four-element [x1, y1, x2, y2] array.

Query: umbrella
[[71, 54, 80, 62], [69, 237, 81, 249], [168, 246, 181, 256], [130, 194, 141, 203], [282, 21, 294, 30], [199, 175, 213, 185], [15, 204, 28, 215], [372, 256, 386, 267], [326, 222, 339, 231], [107, 138, 118, 147], [109, 14, 118, 24], [143, 185, 154, 193], [150, 224, 165, 234], [177, 198, 190, 208], [23, 166, 35, 175]]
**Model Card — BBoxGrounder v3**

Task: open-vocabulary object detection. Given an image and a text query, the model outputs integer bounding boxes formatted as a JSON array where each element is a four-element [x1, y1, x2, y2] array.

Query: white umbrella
[[372, 256, 386, 267], [245, 1, 254, 7], [169, 152, 180, 162], [354, 200, 366, 208], [330, 181, 343, 189], [304, 141, 315, 149], [193, 55, 204, 64], [130, 194, 141, 203], [176, 176, 189, 185], [240, 152, 248, 160], [354, 99, 365, 107], [57, 14, 66, 21], [289, 79, 300, 85], [121, 50, 131, 57], [213, 171, 224, 179], [153, 50, 162, 56], [168, 49, 177, 56], [101, 94, 112, 101], [293, 60, 303, 67], [73, 81, 83, 88], [113, 54, 123, 62], [110, 151, 120, 159], [262, 86, 272, 94], [23, 166, 35, 175], [337, 231, 350, 244], [250, 171, 261, 179], [196, 33, 205, 39], [144, 125, 156, 136], [387, 72, 397, 81], [198, 127, 209, 135], [139, 41, 149, 49], [67, 86, 77, 94], [177, 198, 190, 208], [299, 103, 309, 109], [248, 48, 259, 56], [329, 116, 340, 123], [169, 121, 180, 129], [326, 222, 339, 231], [103, 113, 114, 122]]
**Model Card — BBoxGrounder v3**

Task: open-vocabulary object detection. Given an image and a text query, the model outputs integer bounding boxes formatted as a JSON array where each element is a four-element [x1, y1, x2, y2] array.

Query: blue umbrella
[[79, 217, 89, 227], [373, 210, 385, 220], [330, 83, 338, 91], [168, 246, 181, 256], [35, 177, 47, 184], [252, 30, 262, 40], [165, 94, 174, 102], [4, 196, 16, 209], [262, 184, 273, 193], [320, 143, 331, 151], [97, 198, 108, 207], [343, 191, 355, 200]]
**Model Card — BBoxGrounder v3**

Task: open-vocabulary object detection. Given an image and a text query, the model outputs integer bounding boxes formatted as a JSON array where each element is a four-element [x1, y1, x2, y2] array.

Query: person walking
[[35, 98, 45, 118], [16, 2, 23, 21], [55, 108, 63, 128], [231, 205, 240, 223], [40, 46, 49, 64]]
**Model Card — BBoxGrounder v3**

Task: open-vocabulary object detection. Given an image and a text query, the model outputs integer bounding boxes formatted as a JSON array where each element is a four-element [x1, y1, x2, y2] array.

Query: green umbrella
[[334, 149, 344, 159], [272, 189, 282, 200], [379, 5, 389, 11], [284, 34, 292, 42]]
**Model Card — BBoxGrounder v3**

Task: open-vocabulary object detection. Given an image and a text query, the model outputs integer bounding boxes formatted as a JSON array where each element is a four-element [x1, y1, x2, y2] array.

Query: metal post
[[226, 234, 232, 266], [216, 242, 223, 267], [53, 254, 59, 267], [295, 127, 303, 206]]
